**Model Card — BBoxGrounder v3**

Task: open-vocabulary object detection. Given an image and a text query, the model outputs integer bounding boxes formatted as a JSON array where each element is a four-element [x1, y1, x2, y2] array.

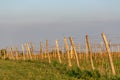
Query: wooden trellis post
[[30, 42, 34, 54], [70, 46, 74, 59], [40, 42, 43, 59], [99, 42, 103, 58], [7, 48, 10, 59], [24, 43, 29, 60], [44, 51, 47, 58], [78, 43, 81, 60], [69, 37, 80, 68], [26, 43, 32, 60], [3, 49, 6, 60], [54, 48, 57, 58], [101, 32, 116, 75], [61, 46, 65, 59], [64, 37, 72, 67], [86, 42, 89, 59], [6, 48, 9, 59], [22, 44, 26, 60], [15, 46, 19, 60], [86, 35, 95, 70], [56, 40, 62, 63], [46, 40, 51, 63], [52, 48, 55, 58], [30, 42, 35, 59], [10, 47, 15, 60]]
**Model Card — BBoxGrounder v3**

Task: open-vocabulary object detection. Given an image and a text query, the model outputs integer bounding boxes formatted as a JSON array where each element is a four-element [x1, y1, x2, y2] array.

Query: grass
[[0, 60, 120, 80]]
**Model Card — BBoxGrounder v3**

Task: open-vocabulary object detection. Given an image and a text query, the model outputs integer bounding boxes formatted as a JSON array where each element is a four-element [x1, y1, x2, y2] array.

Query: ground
[[0, 60, 120, 80]]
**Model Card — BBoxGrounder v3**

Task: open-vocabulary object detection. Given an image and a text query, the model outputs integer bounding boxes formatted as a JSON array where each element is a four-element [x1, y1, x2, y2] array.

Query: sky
[[0, 0, 120, 49]]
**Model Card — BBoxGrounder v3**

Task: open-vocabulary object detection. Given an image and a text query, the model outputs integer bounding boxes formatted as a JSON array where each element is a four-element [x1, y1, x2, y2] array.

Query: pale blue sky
[[0, 0, 120, 48]]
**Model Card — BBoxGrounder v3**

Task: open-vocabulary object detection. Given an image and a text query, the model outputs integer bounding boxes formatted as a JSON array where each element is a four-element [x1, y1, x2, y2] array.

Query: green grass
[[0, 60, 120, 80]]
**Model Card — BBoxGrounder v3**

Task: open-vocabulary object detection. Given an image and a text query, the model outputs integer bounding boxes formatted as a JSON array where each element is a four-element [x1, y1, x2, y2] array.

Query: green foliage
[[52, 60, 59, 67], [66, 67, 101, 79], [0, 60, 120, 80]]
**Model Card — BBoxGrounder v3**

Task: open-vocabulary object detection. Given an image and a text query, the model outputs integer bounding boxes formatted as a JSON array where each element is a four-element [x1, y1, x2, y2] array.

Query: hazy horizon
[[0, 0, 120, 48]]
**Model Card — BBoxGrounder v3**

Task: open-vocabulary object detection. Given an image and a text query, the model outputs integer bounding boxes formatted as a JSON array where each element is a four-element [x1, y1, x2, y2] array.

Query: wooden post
[[10, 47, 15, 60], [22, 44, 26, 60], [30, 42, 34, 54], [101, 32, 116, 75], [70, 46, 74, 59], [30, 42, 34, 59], [26, 43, 32, 60], [86, 42, 89, 61], [54, 48, 57, 58], [44, 51, 47, 58], [56, 40, 62, 63], [64, 37, 72, 67], [46, 40, 51, 63], [3, 49, 6, 60], [78, 43, 81, 53], [7, 47, 10, 59], [15, 46, 19, 60], [40, 42, 43, 59], [24, 43, 29, 60], [86, 35, 95, 70], [69, 37, 80, 68], [52, 48, 54, 58], [78, 43, 81, 60], [61, 46, 65, 59], [6, 47, 9, 59]]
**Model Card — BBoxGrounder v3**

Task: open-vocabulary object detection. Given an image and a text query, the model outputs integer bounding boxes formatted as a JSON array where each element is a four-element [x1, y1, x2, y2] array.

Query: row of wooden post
[[38, 33, 116, 75], [3, 43, 34, 61], [0, 33, 116, 75], [69, 33, 115, 75]]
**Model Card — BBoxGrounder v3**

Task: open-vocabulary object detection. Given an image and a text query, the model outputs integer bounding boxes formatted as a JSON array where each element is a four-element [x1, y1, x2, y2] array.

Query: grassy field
[[0, 60, 120, 80]]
